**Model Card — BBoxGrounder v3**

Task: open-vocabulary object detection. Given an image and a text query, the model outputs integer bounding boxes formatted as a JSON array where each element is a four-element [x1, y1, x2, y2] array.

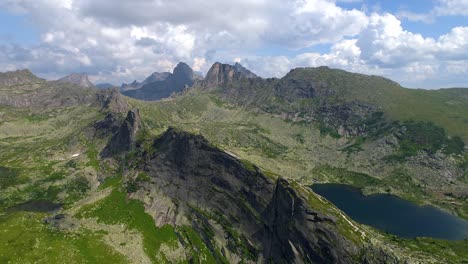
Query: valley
[[0, 63, 467, 263]]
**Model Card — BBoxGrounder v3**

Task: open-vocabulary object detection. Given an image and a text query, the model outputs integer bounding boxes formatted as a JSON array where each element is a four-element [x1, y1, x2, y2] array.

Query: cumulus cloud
[[0, 0, 467, 88], [434, 0, 468, 16]]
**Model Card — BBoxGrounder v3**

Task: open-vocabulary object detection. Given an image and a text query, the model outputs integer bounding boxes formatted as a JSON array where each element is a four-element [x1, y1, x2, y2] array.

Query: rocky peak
[[100, 108, 141, 158], [0, 69, 44, 86], [94, 87, 129, 113], [202, 62, 258, 90], [57, 73, 95, 88], [233, 62, 258, 78], [129, 128, 392, 263], [171, 62, 194, 88]]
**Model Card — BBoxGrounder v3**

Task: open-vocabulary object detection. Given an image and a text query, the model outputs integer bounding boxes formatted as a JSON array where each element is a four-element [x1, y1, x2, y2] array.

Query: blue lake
[[311, 183, 468, 240]]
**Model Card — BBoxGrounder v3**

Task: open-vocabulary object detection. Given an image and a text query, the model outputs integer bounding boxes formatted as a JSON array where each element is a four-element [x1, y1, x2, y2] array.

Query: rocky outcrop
[[315, 102, 389, 137], [122, 62, 195, 101], [100, 109, 141, 157], [202, 62, 258, 90], [129, 128, 395, 263], [274, 77, 334, 102], [94, 88, 129, 113], [92, 112, 122, 139], [57, 73, 95, 88]]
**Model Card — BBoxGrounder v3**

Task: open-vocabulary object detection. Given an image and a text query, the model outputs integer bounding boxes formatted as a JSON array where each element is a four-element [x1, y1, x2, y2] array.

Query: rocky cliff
[[100, 109, 142, 157], [123, 128, 396, 263]]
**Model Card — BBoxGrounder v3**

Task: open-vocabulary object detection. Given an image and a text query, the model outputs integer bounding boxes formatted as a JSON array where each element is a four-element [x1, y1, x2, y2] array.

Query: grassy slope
[[129, 92, 468, 220], [0, 101, 222, 263], [286, 67, 468, 140], [0, 212, 128, 263]]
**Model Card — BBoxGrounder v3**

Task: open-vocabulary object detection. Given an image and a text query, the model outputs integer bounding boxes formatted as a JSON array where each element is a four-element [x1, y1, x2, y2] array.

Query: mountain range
[[0, 62, 467, 263]]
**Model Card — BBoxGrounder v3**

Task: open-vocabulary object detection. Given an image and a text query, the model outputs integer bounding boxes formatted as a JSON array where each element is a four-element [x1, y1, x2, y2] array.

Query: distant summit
[[57, 73, 95, 88], [0, 69, 44, 86], [122, 62, 196, 101], [202, 62, 258, 89]]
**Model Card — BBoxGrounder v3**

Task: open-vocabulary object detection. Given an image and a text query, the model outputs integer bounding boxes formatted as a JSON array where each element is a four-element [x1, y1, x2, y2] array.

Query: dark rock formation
[[274, 77, 334, 102], [93, 112, 122, 138], [202, 62, 258, 90], [57, 73, 95, 88], [131, 128, 395, 263], [101, 109, 141, 158], [122, 62, 195, 101], [315, 102, 389, 137]]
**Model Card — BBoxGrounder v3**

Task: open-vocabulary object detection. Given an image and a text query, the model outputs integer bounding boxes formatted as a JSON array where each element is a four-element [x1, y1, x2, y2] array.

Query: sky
[[0, 0, 467, 88]]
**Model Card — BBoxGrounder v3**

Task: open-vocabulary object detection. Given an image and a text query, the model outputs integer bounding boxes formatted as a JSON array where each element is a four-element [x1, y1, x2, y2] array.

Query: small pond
[[7, 200, 62, 213]]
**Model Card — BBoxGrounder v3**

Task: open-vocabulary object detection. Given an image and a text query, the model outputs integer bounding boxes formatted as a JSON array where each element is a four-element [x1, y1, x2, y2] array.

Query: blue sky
[[0, 0, 467, 88]]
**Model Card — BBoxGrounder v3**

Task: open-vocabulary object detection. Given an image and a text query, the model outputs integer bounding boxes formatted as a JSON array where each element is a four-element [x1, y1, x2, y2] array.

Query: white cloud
[[0, 0, 466, 88], [434, 0, 468, 16]]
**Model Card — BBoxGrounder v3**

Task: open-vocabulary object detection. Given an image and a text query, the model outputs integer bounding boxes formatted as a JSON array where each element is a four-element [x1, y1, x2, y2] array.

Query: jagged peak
[[57, 72, 95, 88], [100, 108, 141, 158]]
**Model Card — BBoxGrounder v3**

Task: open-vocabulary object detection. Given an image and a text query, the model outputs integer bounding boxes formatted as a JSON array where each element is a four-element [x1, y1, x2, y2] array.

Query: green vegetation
[[312, 165, 380, 188], [189, 207, 256, 262], [77, 187, 178, 263], [386, 121, 465, 162], [383, 234, 468, 263], [0, 212, 127, 263], [318, 124, 341, 139], [0, 166, 22, 189]]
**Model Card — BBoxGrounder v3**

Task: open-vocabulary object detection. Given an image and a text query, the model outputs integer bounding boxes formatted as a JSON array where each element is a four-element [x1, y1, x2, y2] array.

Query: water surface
[[7, 200, 62, 213], [311, 183, 468, 240]]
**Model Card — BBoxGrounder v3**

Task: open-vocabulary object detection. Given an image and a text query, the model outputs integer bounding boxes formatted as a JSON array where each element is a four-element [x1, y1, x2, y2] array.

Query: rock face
[[57, 73, 95, 88], [101, 109, 141, 157], [202, 62, 258, 90], [92, 112, 122, 139], [0, 69, 44, 86], [94, 88, 129, 113], [122, 62, 195, 101], [274, 76, 334, 102], [128, 128, 395, 263]]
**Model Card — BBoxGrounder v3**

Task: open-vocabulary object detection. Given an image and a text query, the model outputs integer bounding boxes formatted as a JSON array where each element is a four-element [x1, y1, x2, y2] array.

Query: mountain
[[122, 62, 196, 101], [0, 69, 44, 86], [202, 62, 258, 90], [0, 65, 467, 263], [120, 72, 171, 92], [96, 83, 116, 89], [106, 126, 396, 263], [142, 72, 171, 84], [57, 73, 95, 88]]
